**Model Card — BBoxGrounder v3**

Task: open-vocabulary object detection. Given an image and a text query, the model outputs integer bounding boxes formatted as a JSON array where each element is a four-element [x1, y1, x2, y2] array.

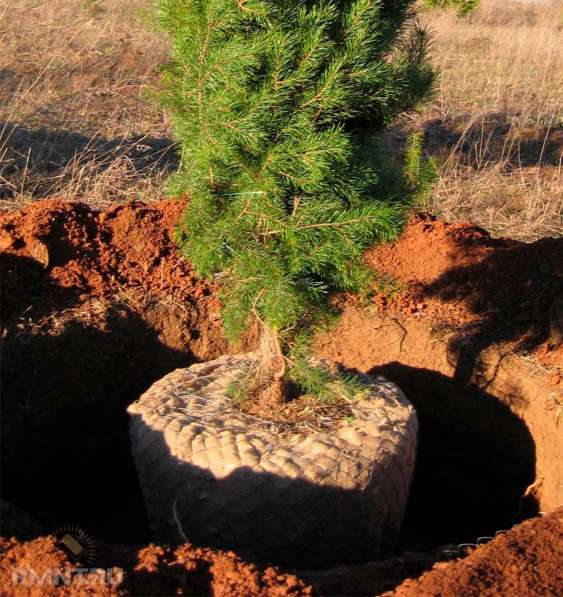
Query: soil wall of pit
[[0, 200, 229, 543], [316, 308, 561, 547], [317, 213, 562, 547]]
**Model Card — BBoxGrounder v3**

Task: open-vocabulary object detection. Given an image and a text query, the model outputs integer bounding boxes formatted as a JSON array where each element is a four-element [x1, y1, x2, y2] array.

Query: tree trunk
[[252, 323, 287, 408]]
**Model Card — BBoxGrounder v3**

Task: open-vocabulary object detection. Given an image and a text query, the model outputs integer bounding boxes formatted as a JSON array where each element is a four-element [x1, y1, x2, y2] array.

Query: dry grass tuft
[[1, 0, 562, 240]]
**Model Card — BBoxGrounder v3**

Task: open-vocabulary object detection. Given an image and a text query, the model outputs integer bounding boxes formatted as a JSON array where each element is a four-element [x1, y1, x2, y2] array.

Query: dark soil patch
[[238, 384, 355, 434]]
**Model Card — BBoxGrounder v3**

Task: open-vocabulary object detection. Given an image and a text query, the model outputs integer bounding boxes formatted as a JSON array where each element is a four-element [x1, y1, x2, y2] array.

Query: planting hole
[[2, 299, 538, 559]]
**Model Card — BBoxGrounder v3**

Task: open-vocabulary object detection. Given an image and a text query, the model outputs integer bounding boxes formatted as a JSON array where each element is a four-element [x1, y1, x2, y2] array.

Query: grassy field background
[[1, 0, 562, 240]]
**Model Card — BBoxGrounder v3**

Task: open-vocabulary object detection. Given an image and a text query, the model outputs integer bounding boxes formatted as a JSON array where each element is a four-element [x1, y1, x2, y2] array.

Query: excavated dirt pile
[[0, 198, 217, 324], [364, 213, 562, 374], [1, 199, 562, 596], [383, 507, 563, 597]]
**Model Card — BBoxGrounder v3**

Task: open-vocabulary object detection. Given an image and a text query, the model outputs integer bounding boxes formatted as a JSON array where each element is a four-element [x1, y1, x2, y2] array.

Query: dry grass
[[410, 0, 563, 240], [1, 0, 562, 240], [0, 0, 173, 208]]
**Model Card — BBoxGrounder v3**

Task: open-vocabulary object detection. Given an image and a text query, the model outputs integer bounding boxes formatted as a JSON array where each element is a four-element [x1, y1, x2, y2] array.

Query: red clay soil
[[364, 213, 562, 374], [383, 508, 563, 597], [1, 202, 560, 370], [1, 201, 561, 346], [0, 536, 118, 597], [0, 197, 229, 365], [302, 509, 563, 596], [0, 535, 311, 596], [1, 511, 561, 596], [0, 198, 218, 324]]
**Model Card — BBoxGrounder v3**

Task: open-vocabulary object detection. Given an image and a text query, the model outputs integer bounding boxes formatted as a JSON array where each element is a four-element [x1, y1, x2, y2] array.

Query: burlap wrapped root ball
[[127, 353, 418, 568]]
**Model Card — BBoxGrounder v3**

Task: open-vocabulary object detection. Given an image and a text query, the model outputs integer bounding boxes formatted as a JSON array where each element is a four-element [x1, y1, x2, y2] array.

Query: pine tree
[[154, 0, 435, 406]]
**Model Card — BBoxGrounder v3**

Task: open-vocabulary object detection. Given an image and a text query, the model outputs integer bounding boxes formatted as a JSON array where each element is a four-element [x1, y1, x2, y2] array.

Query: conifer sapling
[[154, 0, 434, 407]]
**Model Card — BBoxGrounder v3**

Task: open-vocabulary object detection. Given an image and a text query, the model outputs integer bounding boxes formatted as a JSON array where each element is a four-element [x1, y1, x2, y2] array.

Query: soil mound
[[1, 536, 118, 597], [384, 508, 563, 597], [0, 198, 217, 324], [365, 213, 562, 377], [2, 202, 560, 370], [0, 535, 311, 596]]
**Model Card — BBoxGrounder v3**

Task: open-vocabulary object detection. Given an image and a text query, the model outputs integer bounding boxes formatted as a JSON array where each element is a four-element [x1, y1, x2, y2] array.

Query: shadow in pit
[[368, 362, 537, 551], [1, 252, 89, 324], [420, 234, 562, 385], [119, 551, 215, 597], [1, 293, 197, 545]]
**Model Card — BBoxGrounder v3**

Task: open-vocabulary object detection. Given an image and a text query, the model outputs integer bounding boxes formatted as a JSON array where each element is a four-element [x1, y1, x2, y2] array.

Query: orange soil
[[383, 508, 563, 597], [1, 512, 561, 596], [2, 202, 560, 371], [365, 213, 562, 373], [1, 535, 311, 596], [0, 198, 217, 324]]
